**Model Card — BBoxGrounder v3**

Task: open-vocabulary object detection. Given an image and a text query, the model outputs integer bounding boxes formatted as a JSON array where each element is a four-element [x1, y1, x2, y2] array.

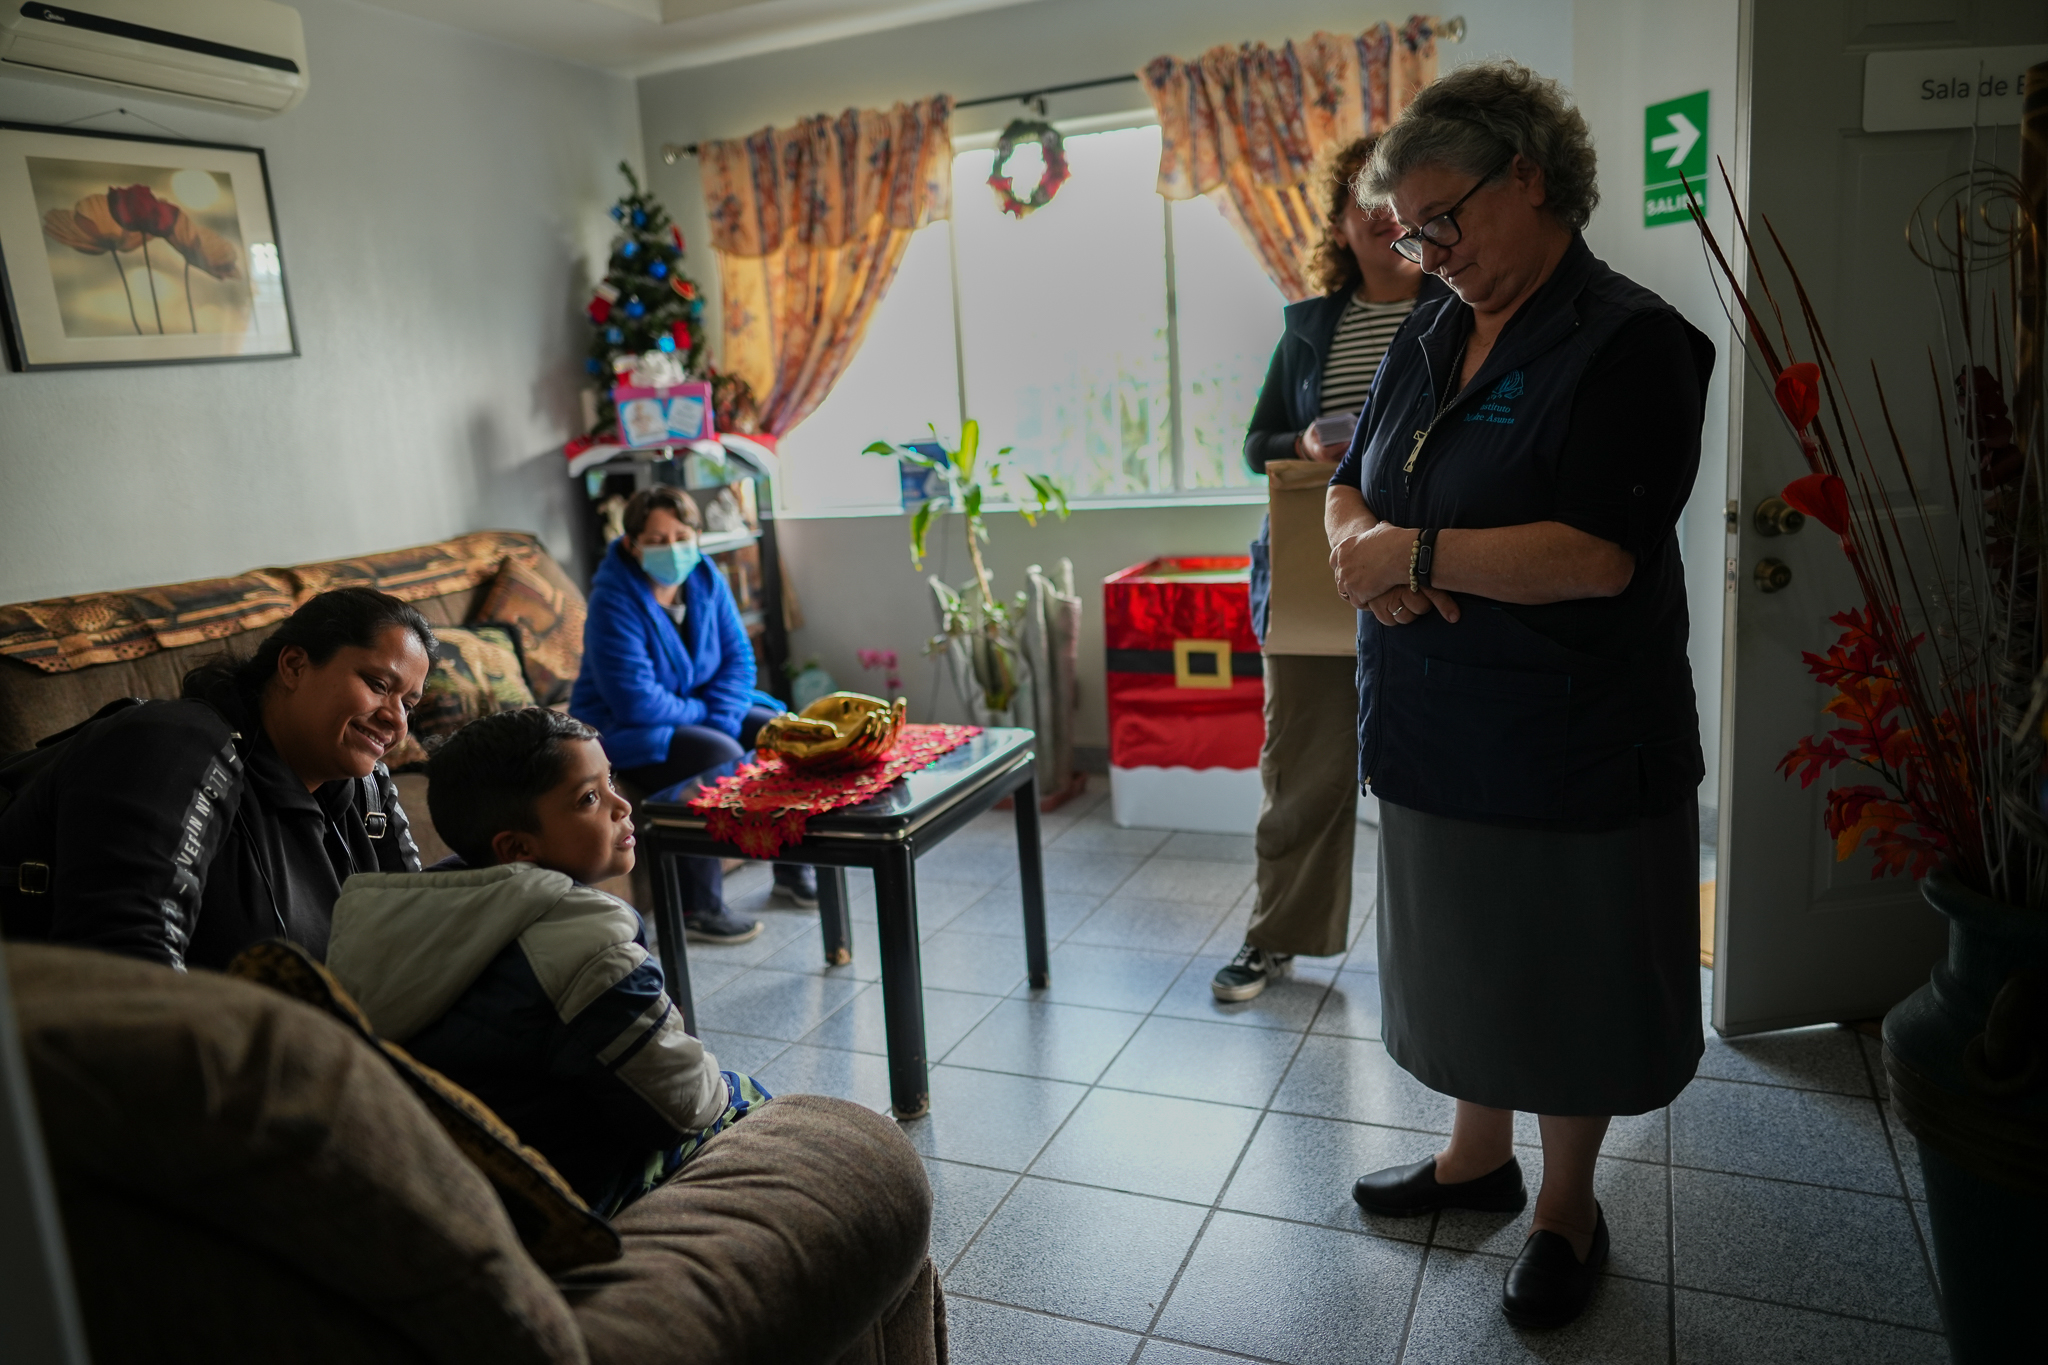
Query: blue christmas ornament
[[650, 260, 668, 279], [586, 357, 602, 375], [621, 240, 638, 259], [632, 209, 646, 227], [609, 205, 623, 222], [657, 334, 677, 353], [689, 298, 705, 318], [606, 326, 623, 344], [624, 298, 645, 318]]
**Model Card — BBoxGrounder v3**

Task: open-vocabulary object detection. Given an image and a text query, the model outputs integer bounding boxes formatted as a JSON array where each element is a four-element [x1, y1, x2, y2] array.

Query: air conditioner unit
[[0, 1, 308, 117]]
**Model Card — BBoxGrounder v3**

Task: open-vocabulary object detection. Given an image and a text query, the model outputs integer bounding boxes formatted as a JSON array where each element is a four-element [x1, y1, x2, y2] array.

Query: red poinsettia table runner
[[685, 723, 983, 858]]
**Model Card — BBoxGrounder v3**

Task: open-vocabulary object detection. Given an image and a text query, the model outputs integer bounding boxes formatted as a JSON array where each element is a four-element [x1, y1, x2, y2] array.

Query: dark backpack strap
[[359, 772, 389, 839]]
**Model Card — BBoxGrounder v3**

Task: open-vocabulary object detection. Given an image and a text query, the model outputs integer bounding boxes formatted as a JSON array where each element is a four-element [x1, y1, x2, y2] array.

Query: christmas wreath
[[987, 119, 1070, 219]]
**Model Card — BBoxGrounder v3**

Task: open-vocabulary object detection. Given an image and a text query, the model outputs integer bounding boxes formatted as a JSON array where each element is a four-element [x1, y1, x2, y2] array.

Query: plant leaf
[[957, 418, 980, 485], [862, 440, 898, 456], [909, 499, 936, 568]]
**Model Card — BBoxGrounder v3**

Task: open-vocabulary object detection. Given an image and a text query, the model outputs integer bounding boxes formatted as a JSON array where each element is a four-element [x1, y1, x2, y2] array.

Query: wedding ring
[[1392, 605, 1408, 618]]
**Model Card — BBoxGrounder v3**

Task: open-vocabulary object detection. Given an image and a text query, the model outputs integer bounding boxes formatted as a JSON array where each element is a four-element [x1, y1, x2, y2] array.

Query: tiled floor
[[685, 778, 1948, 1365]]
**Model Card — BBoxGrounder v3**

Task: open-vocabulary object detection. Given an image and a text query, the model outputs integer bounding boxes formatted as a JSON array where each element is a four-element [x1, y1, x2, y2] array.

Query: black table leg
[[818, 867, 853, 966], [873, 845, 930, 1118], [1012, 771, 1050, 989], [650, 848, 696, 1033]]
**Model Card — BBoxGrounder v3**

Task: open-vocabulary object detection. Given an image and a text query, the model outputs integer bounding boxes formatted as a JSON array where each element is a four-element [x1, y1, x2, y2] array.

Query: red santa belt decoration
[[1102, 557, 1265, 834]]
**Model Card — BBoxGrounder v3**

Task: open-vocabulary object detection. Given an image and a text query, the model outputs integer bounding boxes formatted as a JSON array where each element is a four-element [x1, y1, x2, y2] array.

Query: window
[[777, 121, 1288, 515]]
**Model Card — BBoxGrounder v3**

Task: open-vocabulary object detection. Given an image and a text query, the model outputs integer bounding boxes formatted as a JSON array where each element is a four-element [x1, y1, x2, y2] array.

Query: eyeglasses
[[1388, 157, 1512, 263]]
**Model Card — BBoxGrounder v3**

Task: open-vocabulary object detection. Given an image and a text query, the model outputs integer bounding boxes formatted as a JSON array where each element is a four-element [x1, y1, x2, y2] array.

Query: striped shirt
[[1318, 295, 1417, 420]]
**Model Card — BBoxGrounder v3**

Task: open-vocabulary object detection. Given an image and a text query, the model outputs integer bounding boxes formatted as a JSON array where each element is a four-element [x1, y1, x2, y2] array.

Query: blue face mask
[[639, 540, 701, 586]]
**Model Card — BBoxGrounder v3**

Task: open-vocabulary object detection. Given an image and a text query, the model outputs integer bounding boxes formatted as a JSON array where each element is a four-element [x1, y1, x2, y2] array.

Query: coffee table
[[639, 727, 1048, 1117]]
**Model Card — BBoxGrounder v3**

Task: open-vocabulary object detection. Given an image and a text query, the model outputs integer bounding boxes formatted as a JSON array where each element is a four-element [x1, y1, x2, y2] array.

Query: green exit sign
[[1643, 90, 1708, 227]]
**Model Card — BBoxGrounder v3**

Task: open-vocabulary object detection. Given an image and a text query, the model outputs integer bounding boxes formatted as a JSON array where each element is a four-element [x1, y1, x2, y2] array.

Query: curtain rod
[[659, 15, 1464, 165]]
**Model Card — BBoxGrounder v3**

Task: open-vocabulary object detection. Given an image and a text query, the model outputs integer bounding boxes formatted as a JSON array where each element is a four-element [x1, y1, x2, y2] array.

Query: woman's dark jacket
[[569, 536, 778, 771], [1331, 235, 1713, 828], [0, 679, 418, 970], [1243, 279, 1448, 641]]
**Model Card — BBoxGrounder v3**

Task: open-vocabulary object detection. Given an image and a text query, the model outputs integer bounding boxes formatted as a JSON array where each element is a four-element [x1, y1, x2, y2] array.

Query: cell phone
[[1312, 413, 1357, 449]]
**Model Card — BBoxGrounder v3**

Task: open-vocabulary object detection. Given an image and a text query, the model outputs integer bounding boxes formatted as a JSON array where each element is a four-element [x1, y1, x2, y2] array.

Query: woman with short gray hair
[[1326, 60, 1712, 1328]]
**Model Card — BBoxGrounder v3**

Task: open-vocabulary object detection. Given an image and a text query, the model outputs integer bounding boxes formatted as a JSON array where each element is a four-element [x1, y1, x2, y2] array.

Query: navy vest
[[1350, 236, 1707, 827]]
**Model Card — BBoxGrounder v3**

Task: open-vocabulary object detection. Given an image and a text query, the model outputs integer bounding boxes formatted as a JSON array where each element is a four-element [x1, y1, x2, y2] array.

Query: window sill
[[774, 492, 1270, 521]]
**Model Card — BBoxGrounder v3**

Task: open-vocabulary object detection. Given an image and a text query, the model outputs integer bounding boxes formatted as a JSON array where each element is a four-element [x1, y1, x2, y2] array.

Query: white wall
[[0, 0, 642, 603], [639, 0, 1576, 744], [1572, 0, 1743, 811]]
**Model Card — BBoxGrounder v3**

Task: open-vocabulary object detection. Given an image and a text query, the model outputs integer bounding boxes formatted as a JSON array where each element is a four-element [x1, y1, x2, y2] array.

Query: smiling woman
[[0, 589, 435, 972]]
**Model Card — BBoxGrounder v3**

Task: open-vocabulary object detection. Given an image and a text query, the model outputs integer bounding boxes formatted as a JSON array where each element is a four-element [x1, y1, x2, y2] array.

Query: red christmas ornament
[[669, 319, 691, 347], [671, 226, 685, 252], [587, 295, 613, 324], [675, 279, 697, 301]]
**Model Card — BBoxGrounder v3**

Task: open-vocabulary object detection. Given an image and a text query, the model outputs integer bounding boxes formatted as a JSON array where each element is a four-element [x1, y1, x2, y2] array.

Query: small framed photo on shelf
[[0, 121, 298, 370]]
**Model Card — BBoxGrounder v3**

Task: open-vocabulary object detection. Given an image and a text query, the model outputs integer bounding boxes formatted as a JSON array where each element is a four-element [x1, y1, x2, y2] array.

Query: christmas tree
[[582, 161, 707, 439]]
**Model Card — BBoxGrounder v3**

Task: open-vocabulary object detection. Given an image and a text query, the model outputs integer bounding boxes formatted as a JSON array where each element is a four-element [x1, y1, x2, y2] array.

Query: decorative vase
[[1882, 869, 2048, 1362]]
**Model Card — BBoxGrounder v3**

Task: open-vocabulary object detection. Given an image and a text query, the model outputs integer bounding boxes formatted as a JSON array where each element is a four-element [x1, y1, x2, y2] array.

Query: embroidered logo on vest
[[1466, 369, 1525, 425]]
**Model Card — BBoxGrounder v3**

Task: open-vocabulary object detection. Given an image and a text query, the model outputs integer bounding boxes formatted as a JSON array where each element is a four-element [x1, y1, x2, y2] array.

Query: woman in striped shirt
[[1214, 134, 1432, 1002]]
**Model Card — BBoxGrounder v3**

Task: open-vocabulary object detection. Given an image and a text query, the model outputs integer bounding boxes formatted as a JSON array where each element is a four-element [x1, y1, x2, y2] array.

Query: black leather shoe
[[1502, 1204, 1609, 1328], [1352, 1155, 1528, 1217]]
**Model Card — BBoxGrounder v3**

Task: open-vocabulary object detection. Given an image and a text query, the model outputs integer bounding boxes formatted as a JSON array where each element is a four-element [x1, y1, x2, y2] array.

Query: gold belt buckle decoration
[[15, 861, 50, 894], [1172, 639, 1233, 690], [363, 812, 389, 839]]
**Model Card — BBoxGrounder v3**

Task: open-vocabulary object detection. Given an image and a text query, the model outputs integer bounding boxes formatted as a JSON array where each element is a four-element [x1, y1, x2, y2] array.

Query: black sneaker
[[769, 864, 819, 908], [685, 906, 764, 944], [1211, 943, 1293, 1002]]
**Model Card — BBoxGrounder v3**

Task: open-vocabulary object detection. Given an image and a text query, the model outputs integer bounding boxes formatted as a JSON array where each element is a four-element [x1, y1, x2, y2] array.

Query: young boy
[[325, 707, 768, 1217]]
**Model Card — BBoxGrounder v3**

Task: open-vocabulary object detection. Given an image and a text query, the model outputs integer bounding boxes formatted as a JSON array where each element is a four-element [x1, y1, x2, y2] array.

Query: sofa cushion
[[0, 570, 298, 675], [226, 939, 622, 1274], [10, 942, 588, 1365], [478, 552, 587, 705], [0, 531, 571, 754], [559, 1093, 932, 1365], [385, 624, 537, 770]]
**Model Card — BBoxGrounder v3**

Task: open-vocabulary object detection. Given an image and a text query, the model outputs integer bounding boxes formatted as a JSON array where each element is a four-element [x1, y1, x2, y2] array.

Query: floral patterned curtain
[[1142, 19, 1440, 302], [698, 96, 953, 436]]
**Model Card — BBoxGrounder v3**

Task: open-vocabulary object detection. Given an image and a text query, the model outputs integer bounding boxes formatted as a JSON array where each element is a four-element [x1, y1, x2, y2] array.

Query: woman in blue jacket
[[571, 485, 814, 942]]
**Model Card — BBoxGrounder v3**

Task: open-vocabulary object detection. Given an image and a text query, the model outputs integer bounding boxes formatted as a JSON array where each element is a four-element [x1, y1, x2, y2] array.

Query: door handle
[[1754, 497, 1806, 536], [1754, 558, 1792, 593]]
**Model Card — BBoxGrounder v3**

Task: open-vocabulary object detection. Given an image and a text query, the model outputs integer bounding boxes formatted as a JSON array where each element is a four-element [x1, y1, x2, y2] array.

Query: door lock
[[1754, 497, 1806, 536], [1754, 558, 1792, 593]]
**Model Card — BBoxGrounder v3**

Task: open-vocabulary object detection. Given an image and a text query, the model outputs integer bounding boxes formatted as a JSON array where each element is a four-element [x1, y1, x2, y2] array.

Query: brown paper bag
[[1262, 459, 1358, 657]]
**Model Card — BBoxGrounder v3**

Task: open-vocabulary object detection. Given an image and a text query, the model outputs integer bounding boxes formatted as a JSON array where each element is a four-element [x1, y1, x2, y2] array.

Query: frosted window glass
[[775, 222, 959, 513], [952, 126, 1173, 499], [1171, 194, 1287, 490]]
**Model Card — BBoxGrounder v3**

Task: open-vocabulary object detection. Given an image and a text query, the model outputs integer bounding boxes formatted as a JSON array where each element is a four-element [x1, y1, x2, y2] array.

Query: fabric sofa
[[0, 536, 943, 1363], [10, 941, 943, 1364]]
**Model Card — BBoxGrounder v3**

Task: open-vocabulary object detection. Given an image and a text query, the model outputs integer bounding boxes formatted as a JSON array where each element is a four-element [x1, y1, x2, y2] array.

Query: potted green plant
[[866, 422, 1087, 807], [1691, 149, 2046, 1363]]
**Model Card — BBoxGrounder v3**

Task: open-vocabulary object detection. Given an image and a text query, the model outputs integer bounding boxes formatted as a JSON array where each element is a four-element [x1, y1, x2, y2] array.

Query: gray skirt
[[1377, 798, 1703, 1116]]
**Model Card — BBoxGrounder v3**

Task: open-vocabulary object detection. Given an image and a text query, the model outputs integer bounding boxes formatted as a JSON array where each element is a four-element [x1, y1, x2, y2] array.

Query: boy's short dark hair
[[426, 708, 603, 867]]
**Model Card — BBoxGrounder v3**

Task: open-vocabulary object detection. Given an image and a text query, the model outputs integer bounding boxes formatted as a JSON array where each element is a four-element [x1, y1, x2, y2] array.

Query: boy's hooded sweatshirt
[[326, 861, 726, 1207]]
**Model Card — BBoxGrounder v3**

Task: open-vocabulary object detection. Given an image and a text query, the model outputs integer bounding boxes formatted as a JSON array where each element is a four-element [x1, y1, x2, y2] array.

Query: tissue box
[[614, 380, 716, 449]]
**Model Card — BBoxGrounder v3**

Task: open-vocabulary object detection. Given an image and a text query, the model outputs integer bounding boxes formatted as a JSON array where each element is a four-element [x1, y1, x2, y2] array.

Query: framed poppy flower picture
[[0, 122, 297, 370]]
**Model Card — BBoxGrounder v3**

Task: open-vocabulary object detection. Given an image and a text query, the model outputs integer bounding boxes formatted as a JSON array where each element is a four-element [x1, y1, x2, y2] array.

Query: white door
[[1714, 0, 2047, 1032]]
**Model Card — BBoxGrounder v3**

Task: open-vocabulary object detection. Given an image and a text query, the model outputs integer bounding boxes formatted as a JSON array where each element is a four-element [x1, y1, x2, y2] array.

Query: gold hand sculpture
[[758, 692, 908, 771]]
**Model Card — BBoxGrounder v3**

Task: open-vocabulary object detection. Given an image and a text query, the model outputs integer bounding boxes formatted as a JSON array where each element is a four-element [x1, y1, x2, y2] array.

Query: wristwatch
[[1410, 527, 1441, 593]]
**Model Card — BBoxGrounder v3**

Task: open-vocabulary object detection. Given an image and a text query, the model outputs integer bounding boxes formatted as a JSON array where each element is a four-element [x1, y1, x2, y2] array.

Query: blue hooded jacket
[[569, 536, 778, 771]]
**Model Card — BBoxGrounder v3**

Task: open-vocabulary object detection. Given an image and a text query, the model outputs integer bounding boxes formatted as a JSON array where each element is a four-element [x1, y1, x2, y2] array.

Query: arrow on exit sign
[[1644, 90, 1709, 227]]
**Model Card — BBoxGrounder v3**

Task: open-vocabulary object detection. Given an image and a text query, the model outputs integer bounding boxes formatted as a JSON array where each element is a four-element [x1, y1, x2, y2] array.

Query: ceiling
[[359, 0, 1052, 77]]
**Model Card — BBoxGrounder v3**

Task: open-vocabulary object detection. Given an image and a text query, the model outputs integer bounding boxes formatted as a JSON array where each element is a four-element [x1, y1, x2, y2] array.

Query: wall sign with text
[[1863, 45, 2048, 133], [1643, 91, 1709, 229]]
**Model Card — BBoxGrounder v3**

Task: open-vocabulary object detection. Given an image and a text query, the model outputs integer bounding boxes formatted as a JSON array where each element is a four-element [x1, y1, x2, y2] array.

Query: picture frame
[[0, 121, 297, 370]]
